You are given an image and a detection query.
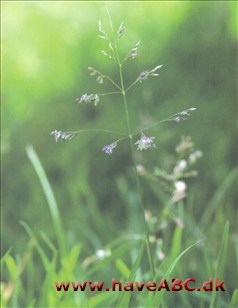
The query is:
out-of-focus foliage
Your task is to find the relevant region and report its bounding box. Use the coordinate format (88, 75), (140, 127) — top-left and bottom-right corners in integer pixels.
(2, 1), (237, 307)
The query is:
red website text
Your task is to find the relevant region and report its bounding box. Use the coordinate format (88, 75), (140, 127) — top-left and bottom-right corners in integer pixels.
(55, 278), (225, 292)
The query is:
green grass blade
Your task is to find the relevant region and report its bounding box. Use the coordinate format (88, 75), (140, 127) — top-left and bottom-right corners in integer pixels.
(170, 225), (183, 262)
(4, 254), (18, 281)
(167, 238), (205, 277)
(0, 248), (12, 264)
(152, 238), (205, 306)
(117, 239), (146, 307)
(26, 145), (66, 256)
(4, 254), (21, 307)
(115, 259), (131, 279)
(40, 255), (57, 307)
(230, 289), (238, 307)
(80, 181), (105, 234)
(209, 221), (229, 308)
(20, 221), (50, 271)
(40, 231), (57, 255)
(201, 166), (238, 231)
(88, 292), (113, 308)
(105, 234), (144, 250)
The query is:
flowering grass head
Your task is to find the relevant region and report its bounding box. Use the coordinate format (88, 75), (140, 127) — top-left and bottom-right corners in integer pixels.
(50, 18), (196, 156)
(76, 93), (99, 106)
(102, 142), (117, 154)
(138, 65), (163, 82)
(50, 130), (77, 142)
(135, 133), (156, 151)
(50, 12), (199, 279)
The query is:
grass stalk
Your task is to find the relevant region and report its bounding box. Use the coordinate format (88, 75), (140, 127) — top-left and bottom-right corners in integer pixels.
(117, 60), (155, 277)
(106, 6), (156, 274)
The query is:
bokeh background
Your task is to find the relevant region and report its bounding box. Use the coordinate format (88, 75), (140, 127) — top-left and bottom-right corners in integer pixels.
(2, 1), (237, 306)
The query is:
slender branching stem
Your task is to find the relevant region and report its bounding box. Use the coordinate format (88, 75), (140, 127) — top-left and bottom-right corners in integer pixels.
(110, 43), (118, 64)
(106, 7), (156, 275)
(105, 21), (157, 274)
(119, 63), (155, 277)
(125, 78), (140, 93)
(91, 67), (122, 91)
(103, 75), (122, 91)
(73, 128), (126, 136)
(131, 110), (192, 137)
(106, 7), (114, 32)
(100, 91), (122, 97)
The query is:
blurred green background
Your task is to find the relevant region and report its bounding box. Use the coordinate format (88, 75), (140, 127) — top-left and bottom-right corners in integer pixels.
(2, 1), (237, 306)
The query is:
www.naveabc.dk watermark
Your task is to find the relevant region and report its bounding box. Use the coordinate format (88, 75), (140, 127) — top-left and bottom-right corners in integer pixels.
(55, 278), (225, 292)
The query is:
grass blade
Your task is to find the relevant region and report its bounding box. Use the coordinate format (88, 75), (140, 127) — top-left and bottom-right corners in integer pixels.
(26, 145), (66, 256)
(201, 166), (238, 231)
(117, 239), (146, 307)
(20, 221), (50, 271)
(230, 289), (238, 307)
(152, 238), (205, 306)
(115, 259), (131, 279)
(209, 221), (229, 308)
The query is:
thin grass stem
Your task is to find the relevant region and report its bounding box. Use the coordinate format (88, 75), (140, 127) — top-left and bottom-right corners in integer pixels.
(100, 91), (121, 97)
(103, 74), (122, 91)
(72, 128), (127, 136)
(105, 13), (156, 275)
(131, 109), (195, 137)
(125, 78), (140, 93)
